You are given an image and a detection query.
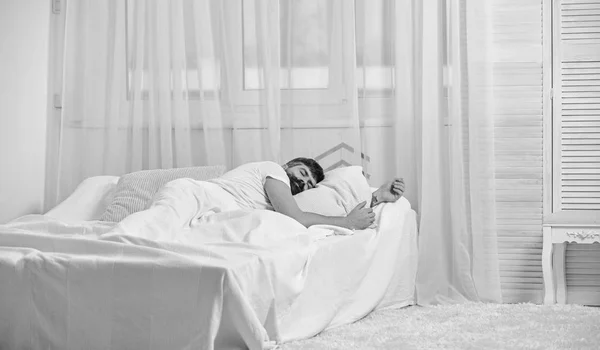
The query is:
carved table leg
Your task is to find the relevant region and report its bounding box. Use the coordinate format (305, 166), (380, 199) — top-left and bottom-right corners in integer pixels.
(542, 226), (556, 304)
(554, 242), (567, 304)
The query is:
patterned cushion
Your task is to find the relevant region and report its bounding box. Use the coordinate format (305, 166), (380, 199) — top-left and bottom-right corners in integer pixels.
(99, 165), (225, 222)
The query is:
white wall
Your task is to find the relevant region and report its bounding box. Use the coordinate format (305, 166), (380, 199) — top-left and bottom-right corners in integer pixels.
(0, 0), (51, 223)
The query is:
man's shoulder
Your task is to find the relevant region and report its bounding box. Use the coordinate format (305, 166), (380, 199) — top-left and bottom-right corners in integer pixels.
(251, 160), (280, 166)
(244, 161), (283, 172)
(261, 160), (283, 168)
(226, 161), (285, 181)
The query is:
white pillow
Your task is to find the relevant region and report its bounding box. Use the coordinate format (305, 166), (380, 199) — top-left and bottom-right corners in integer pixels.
(46, 176), (120, 222)
(294, 166), (372, 216)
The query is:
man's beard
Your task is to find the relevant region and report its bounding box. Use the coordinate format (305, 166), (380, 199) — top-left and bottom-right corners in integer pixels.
(289, 176), (303, 195)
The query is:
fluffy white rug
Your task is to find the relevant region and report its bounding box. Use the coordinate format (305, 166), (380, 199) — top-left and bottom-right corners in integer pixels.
(282, 303), (600, 349)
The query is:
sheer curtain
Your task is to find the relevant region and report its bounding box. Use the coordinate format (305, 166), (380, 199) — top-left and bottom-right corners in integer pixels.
(51, 0), (501, 304)
(54, 0), (230, 202)
(398, 0), (502, 304)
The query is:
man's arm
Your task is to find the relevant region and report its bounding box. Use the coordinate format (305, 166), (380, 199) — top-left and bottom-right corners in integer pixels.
(370, 178), (405, 207)
(264, 178), (373, 230)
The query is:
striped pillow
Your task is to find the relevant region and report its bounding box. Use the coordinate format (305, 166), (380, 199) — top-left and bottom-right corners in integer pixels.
(99, 165), (225, 223)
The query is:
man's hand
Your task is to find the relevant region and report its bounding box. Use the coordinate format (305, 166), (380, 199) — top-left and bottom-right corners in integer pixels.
(372, 178), (405, 207)
(345, 201), (375, 230)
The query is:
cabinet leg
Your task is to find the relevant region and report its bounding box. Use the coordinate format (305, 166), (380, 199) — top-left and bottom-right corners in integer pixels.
(543, 227), (556, 304)
(554, 243), (567, 304)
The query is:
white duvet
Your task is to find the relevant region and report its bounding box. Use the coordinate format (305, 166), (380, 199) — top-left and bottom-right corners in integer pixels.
(0, 180), (415, 349)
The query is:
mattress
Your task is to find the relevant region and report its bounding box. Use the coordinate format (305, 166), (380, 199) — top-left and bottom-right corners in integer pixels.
(0, 176), (417, 349)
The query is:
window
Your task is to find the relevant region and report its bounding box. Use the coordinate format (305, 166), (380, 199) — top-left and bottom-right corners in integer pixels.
(124, 0), (397, 106)
(236, 0), (396, 105)
(126, 0), (223, 101)
(232, 0), (344, 105)
(242, 0), (331, 90)
(355, 0), (395, 97)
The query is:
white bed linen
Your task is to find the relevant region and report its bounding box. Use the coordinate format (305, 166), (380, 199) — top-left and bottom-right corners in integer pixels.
(0, 179), (417, 349)
(279, 197), (417, 341)
(0, 215), (315, 349)
(46, 175), (119, 222)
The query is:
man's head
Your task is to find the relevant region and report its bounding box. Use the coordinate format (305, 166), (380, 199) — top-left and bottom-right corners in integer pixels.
(283, 157), (325, 195)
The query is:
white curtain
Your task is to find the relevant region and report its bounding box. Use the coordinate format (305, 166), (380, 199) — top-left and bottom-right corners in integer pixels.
(51, 0), (502, 304)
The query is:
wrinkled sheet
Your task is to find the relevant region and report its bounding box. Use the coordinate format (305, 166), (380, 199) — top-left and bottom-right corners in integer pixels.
(0, 180), (417, 349)
(0, 181), (324, 350)
(279, 197), (417, 342)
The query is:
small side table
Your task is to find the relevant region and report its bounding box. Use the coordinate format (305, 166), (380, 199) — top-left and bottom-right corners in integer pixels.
(543, 212), (600, 304)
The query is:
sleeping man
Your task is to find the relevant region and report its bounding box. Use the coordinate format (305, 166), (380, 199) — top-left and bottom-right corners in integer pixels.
(110, 158), (405, 238)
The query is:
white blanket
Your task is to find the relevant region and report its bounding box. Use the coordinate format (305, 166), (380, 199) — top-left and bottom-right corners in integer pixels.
(0, 180), (411, 349)
(0, 181), (327, 350)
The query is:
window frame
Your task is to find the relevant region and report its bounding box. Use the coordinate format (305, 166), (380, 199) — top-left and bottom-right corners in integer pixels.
(227, 0), (347, 107)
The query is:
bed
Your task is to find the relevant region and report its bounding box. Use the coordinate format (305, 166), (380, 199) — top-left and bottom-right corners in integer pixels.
(0, 167), (418, 350)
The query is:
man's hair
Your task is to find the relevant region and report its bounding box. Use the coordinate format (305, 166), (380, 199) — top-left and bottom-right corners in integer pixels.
(285, 157), (325, 184)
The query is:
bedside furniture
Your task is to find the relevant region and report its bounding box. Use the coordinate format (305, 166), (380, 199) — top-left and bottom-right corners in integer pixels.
(543, 212), (600, 304)
(542, 0), (600, 305)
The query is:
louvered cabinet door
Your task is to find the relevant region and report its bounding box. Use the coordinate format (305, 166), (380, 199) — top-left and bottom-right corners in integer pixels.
(550, 0), (600, 305)
(555, 0), (600, 211)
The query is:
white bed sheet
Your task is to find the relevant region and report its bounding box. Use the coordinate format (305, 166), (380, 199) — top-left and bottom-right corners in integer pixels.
(0, 178), (417, 349)
(45, 175), (119, 222)
(279, 197), (417, 342)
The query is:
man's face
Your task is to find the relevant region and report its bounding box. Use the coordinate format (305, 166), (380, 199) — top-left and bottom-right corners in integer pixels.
(285, 164), (317, 195)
